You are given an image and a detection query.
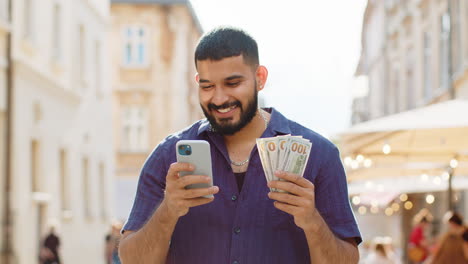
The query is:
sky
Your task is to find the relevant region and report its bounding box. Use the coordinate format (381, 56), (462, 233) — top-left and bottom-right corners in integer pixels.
(190, 0), (367, 138)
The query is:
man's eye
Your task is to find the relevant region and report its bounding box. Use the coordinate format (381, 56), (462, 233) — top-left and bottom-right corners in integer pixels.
(200, 85), (214, 89)
(227, 82), (240, 87)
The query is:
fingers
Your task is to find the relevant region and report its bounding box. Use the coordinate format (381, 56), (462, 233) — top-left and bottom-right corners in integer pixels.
(182, 186), (219, 199)
(268, 191), (314, 207)
(275, 171), (314, 188)
(167, 162), (194, 180)
(267, 180), (314, 198)
(177, 175), (211, 189)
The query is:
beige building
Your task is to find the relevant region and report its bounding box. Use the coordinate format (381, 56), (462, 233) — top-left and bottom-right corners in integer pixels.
(0, 0), (10, 257)
(350, 0), (468, 257)
(1, 0), (115, 263)
(110, 0), (203, 221)
(353, 0), (468, 124)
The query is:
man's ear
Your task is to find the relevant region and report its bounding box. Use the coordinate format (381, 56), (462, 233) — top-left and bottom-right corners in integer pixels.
(195, 73), (200, 83)
(256, 66), (268, 91)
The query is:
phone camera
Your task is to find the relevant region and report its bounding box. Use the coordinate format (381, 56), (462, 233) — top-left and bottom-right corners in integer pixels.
(178, 144), (192, 155)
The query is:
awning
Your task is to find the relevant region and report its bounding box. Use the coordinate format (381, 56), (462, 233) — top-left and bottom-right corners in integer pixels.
(339, 99), (468, 186)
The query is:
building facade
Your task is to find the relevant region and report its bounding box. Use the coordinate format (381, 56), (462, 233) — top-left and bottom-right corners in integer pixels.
(2, 0), (115, 263)
(351, 0), (468, 258)
(0, 0), (10, 257)
(110, 0), (203, 221)
(353, 0), (468, 124)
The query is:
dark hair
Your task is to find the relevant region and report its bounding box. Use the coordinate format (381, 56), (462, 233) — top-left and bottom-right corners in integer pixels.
(194, 27), (259, 68)
(448, 211), (463, 226)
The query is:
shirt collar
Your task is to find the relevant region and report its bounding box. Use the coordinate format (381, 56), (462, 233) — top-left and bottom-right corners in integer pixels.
(197, 107), (291, 136)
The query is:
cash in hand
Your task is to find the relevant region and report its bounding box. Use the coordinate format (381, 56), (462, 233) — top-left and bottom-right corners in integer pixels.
(256, 135), (312, 192)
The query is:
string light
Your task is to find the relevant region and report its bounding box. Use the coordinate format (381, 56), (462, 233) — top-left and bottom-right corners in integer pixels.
(420, 174), (429, 181)
(352, 196), (361, 205)
(391, 203), (400, 212)
(426, 194), (435, 204)
(450, 159), (458, 169)
(385, 208), (394, 216)
(404, 201), (413, 210)
(358, 206), (367, 215)
(433, 176), (442, 185)
(344, 157), (352, 167)
(442, 172), (450, 181)
(364, 159), (372, 168)
(382, 143), (391, 155)
(370, 206), (379, 214)
(356, 154), (364, 162)
(399, 193), (408, 202)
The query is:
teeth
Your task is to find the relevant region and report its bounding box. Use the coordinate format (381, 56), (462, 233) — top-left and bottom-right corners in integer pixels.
(217, 106), (236, 113)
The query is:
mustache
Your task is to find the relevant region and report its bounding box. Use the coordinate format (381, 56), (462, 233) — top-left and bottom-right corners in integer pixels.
(208, 101), (241, 111)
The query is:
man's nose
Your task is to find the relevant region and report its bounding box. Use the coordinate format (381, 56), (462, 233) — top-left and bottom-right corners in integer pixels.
(211, 87), (230, 106)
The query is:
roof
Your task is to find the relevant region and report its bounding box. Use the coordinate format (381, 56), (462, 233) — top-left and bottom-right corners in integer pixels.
(111, 0), (203, 33)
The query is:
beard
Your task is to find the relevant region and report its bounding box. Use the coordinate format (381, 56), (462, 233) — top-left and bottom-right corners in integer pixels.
(201, 85), (259, 136)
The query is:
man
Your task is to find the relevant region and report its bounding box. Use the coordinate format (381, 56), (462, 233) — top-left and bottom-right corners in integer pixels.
(119, 27), (361, 264)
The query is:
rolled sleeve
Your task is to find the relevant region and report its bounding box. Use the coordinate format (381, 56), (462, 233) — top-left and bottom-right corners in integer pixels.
(315, 146), (362, 244)
(123, 144), (169, 233)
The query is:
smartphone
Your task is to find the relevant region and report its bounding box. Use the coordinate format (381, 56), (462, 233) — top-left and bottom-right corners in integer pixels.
(176, 140), (213, 197)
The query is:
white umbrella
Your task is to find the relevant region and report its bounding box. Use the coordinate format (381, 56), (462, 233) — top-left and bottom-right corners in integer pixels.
(339, 100), (468, 190)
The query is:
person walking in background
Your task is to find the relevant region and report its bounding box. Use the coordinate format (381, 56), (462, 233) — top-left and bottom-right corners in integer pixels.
(462, 228), (468, 261)
(362, 242), (397, 264)
(105, 221), (123, 264)
(429, 211), (466, 264)
(39, 226), (61, 264)
(408, 209), (432, 263)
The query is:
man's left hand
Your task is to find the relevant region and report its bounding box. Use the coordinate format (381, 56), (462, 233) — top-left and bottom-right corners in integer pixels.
(267, 171), (320, 231)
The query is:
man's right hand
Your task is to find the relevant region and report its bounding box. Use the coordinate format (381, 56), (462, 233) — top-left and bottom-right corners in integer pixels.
(160, 162), (219, 219)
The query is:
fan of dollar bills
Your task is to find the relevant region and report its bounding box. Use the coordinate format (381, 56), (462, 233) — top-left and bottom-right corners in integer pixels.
(256, 135), (312, 192)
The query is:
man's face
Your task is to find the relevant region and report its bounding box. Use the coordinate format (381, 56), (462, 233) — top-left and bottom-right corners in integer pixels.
(196, 55), (259, 135)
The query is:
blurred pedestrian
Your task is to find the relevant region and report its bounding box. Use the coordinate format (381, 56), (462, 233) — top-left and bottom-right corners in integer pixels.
(462, 228), (468, 261)
(105, 221), (123, 264)
(408, 209), (432, 263)
(429, 211), (465, 264)
(363, 241), (397, 264)
(39, 226), (61, 264)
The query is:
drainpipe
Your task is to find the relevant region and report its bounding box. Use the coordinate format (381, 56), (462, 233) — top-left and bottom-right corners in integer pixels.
(2, 0), (14, 263)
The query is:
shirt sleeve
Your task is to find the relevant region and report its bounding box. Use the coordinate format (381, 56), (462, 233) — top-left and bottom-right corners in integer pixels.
(122, 144), (170, 233)
(314, 146), (362, 244)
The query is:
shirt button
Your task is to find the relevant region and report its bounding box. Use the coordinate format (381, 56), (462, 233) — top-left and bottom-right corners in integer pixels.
(231, 195), (237, 201)
(233, 261), (239, 264)
(234, 227), (241, 234)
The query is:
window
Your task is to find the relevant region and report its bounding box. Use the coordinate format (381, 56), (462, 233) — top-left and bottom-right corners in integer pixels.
(451, 0), (462, 73)
(0, 0), (8, 22)
(423, 32), (432, 101)
(60, 149), (69, 210)
(23, 0), (33, 40)
(439, 12), (450, 89)
(99, 163), (107, 220)
(31, 140), (40, 192)
(121, 106), (149, 152)
(391, 68), (400, 113)
(406, 48), (414, 110)
(78, 25), (86, 83)
(95, 40), (102, 97)
(83, 157), (90, 218)
(52, 4), (61, 61)
(122, 26), (149, 67)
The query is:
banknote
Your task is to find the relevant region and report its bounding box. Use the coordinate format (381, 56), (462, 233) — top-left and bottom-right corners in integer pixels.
(257, 135), (312, 192)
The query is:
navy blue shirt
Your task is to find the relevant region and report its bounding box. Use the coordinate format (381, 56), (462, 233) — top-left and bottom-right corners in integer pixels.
(123, 108), (361, 264)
